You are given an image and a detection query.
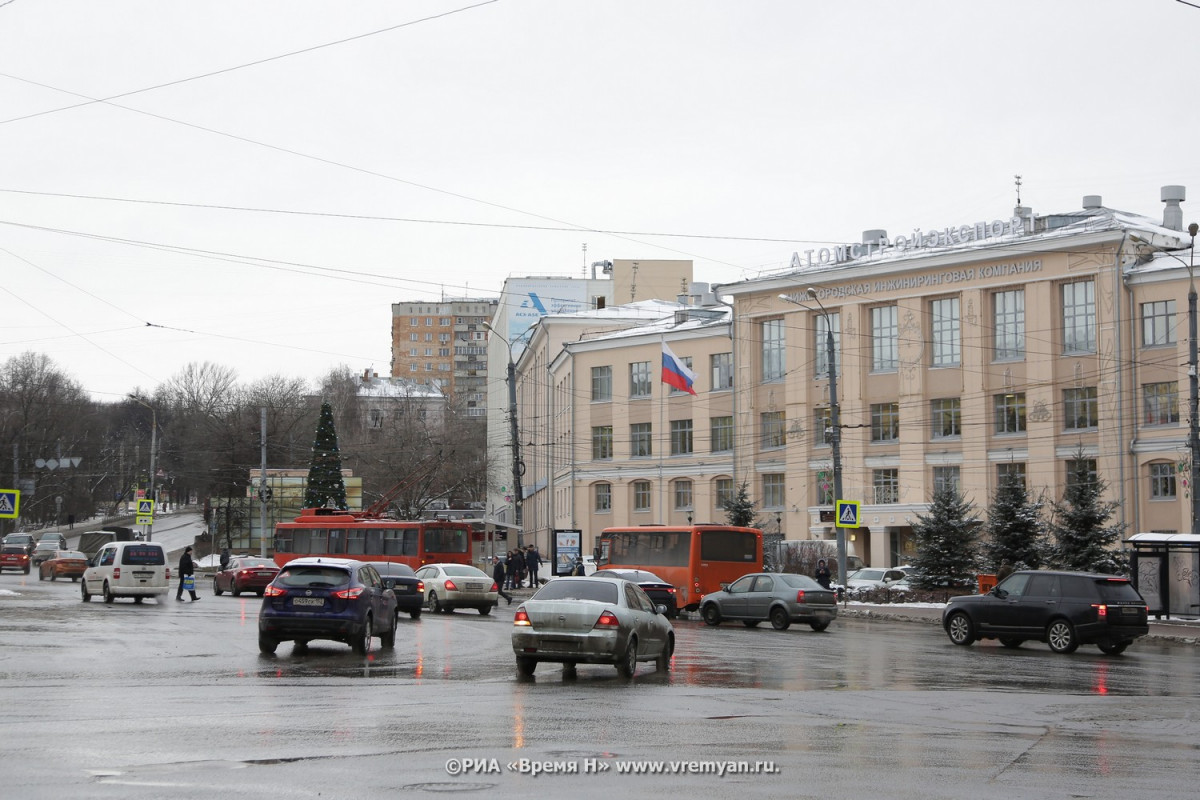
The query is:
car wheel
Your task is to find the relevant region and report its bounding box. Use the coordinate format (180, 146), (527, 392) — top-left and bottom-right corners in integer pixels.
(516, 656), (537, 676)
(742, 620), (760, 628)
(103, 581), (115, 604)
(231, 581), (241, 597)
(1000, 638), (1024, 649)
(81, 581), (91, 602)
(701, 603), (721, 626)
(380, 611), (397, 649)
(810, 620), (831, 632)
(1046, 620), (1078, 654)
(946, 611), (975, 645)
(258, 633), (278, 655)
(1098, 641), (1130, 656)
(410, 608), (422, 620)
(656, 634), (674, 672)
(428, 591), (443, 613)
(214, 581), (224, 596)
(616, 637), (638, 678)
(479, 604), (492, 616)
(770, 607), (791, 631)
(50, 570), (57, 582)
(352, 614), (373, 655)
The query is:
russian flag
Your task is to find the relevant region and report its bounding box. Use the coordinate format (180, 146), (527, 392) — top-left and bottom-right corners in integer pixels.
(661, 341), (697, 395)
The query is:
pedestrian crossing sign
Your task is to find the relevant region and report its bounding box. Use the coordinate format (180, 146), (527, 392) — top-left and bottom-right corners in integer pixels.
(0, 489), (19, 519)
(137, 499), (154, 516)
(835, 500), (860, 528)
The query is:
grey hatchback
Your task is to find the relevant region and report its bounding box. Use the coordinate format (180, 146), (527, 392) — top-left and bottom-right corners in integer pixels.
(700, 572), (838, 631)
(942, 570), (1149, 655)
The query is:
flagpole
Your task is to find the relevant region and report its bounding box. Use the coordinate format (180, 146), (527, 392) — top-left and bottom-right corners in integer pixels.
(659, 336), (665, 525)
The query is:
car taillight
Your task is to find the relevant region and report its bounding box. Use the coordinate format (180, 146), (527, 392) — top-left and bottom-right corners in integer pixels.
(491, 581), (499, 592)
(594, 610), (620, 628)
(239, 569), (253, 578)
(796, 590), (806, 603)
(666, 587), (676, 594)
(444, 579), (458, 591)
(416, 580), (424, 592)
(264, 585), (286, 597)
(1092, 603), (1108, 618)
(113, 568), (120, 579)
(333, 587), (364, 599)
(166, 568), (171, 579)
(513, 608), (531, 626)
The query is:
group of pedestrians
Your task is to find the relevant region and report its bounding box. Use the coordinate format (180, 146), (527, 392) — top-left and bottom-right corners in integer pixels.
(491, 545), (545, 596)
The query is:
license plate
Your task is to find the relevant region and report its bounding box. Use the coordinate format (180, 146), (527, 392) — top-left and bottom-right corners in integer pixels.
(1121, 607), (1141, 615)
(292, 597), (324, 607)
(396, 585), (414, 593)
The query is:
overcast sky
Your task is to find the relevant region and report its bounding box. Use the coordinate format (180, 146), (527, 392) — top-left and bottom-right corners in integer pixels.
(3, 0), (1198, 402)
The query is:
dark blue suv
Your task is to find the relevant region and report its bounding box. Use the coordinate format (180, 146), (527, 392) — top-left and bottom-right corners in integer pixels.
(258, 558), (398, 655)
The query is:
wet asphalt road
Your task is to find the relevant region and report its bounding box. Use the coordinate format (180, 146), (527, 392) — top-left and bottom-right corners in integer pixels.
(2, 566), (1200, 799)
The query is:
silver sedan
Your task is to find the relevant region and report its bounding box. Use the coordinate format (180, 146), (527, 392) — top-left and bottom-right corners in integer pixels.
(699, 572), (838, 631)
(511, 575), (674, 677)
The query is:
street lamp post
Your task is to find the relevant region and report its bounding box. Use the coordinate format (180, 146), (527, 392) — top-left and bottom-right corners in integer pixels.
(484, 323), (528, 545)
(1189, 223), (1199, 536)
(128, 394), (157, 542)
(779, 289), (847, 591)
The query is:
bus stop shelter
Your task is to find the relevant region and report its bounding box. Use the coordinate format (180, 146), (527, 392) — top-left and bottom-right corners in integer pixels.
(1125, 532), (1200, 619)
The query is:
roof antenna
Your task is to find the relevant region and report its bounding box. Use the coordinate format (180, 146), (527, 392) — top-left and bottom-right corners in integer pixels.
(1014, 174), (1023, 206)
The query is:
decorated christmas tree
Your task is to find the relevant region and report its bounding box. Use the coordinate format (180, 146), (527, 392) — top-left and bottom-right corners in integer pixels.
(304, 402), (347, 510)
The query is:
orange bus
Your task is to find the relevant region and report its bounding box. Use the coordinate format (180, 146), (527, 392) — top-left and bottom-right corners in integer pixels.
(272, 508), (473, 569)
(595, 524), (763, 612)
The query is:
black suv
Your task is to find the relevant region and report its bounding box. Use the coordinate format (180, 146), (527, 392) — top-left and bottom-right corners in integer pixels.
(942, 570), (1148, 655)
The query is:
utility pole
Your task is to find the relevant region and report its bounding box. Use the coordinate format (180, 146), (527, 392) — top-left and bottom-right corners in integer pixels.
(1189, 223), (1199, 535)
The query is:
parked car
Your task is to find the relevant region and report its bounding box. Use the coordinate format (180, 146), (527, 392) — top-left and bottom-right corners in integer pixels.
(414, 563), (499, 615)
(38, 550), (88, 581)
(31, 539), (62, 567)
(81, 541), (170, 603)
(36, 532), (68, 549)
(942, 570), (1150, 655)
(365, 561), (424, 619)
(511, 575), (674, 677)
(699, 572), (837, 631)
(845, 568), (908, 593)
(213, 556), (279, 597)
(2, 533), (35, 556)
(598, 569), (679, 618)
(258, 557), (398, 656)
(0, 544), (31, 574)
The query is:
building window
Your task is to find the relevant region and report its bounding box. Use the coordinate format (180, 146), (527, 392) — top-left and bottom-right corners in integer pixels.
(762, 318), (785, 381)
(424, 332), (433, 342)
(591, 426), (613, 460)
(669, 356), (695, 395)
(871, 305), (899, 371)
(594, 483), (612, 512)
(815, 312), (841, 378)
(710, 416), (733, 453)
(762, 474), (785, 508)
(409, 333), (419, 342)
(1063, 387), (1098, 430)
(591, 366), (612, 401)
(633, 481), (651, 512)
(814, 407), (833, 446)
(873, 469), (899, 504)
(1065, 459), (1098, 491)
(670, 419), (694, 455)
(1142, 300), (1177, 347)
(715, 478), (735, 510)
(931, 398), (961, 439)
(1150, 462), (1177, 499)
(1143, 382), (1180, 425)
(630, 361), (652, 398)
(870, 402), (900, 442)
(933, 466), (961, 495)
(931, 297), (961, 367)
(674, 480), (693, 511)
(760, 411), (785, 449)
(994, 289), (1025, 360)
(630, 423), (652, 457)
(711, 352), (733, 390)
(1062, 279), (1096, 354)
(997, 462), (1026, 490)
(994, 392), (1026, 434)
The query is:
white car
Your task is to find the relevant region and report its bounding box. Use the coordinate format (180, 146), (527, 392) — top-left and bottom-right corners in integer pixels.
(845, 568), (908, 593)
(81, 541), (170, 603)
(415, 563), (499, 615)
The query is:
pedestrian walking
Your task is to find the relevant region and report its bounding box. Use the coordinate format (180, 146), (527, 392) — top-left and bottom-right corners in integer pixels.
(492, 556), (513, 605)
(505, 549), (520, 590)
(571, 556), (586, 576)
(525, 544), (543, 588)
(219, 546), (231, 572)
(176, 545), (200, 602)
(815, 558), (832, 590)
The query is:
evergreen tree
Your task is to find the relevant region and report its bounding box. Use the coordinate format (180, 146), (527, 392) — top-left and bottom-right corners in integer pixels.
(983, 474), (1045, 570)
(304, 402), (347, 510)
(910, 487), (980, 589)
(722, 482), (760, 528)
(1047, 457), (1128, 574)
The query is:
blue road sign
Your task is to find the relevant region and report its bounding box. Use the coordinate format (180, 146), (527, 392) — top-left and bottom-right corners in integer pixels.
(835, 500), (860, 528)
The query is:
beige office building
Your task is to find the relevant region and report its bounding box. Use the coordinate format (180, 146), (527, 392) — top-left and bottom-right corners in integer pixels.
(718, 188), (1195, 568)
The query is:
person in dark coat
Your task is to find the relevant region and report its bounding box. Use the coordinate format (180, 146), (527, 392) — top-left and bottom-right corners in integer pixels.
(219, 546), (231, 572)
(571, 557), (586, 576)
(492, 556), (512, 605)
(815, 558), (832, 590)
(176, 546), (199, 602)
(505, 549), (521, 590)
(524, 545), (543, 588)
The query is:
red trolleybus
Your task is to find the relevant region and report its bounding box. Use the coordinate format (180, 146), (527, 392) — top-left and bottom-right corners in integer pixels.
(272, 508), (473, 569)
(595, 524), (763, 612)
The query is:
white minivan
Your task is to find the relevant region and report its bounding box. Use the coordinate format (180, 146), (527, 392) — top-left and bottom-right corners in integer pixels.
(82, 541), (170, 604)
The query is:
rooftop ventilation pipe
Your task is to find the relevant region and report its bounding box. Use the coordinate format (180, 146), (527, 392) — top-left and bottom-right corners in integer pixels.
(1161, 185), (1186, 231)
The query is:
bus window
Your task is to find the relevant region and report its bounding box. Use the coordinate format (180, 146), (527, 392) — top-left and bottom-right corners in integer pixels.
(700, 530), (758, 562)
(292, 529), (311, 554)
(345, 530), (366, 555)
(426, 527), (468, 554)
(327, 529), (343, 554)
(274, 530), (293, 553)
(364, 530), (384, 556)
